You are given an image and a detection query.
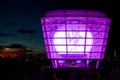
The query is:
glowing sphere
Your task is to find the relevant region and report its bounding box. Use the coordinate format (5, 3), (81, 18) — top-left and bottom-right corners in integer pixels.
(53, 25), (93, 54)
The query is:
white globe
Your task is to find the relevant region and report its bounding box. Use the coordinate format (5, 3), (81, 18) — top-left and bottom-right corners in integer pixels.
(53, 24), (93, 54)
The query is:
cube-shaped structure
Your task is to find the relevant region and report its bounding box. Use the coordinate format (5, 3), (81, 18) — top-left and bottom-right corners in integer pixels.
(41, 10), (111, 68)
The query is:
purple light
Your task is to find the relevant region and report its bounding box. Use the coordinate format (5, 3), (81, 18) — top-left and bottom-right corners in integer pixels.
(41, 10), (111, 68)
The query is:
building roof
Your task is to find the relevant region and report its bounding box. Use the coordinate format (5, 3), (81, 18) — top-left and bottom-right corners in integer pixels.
(44, 10), (108, 18)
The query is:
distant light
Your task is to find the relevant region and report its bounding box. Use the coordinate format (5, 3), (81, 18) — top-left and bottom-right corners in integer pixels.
(90, 60), (92, 62)
(58, 60), (64, 63)
(76, 60), (81, 63)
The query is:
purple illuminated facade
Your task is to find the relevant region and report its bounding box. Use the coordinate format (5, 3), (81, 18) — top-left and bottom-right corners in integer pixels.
(41, 10), (111, 68)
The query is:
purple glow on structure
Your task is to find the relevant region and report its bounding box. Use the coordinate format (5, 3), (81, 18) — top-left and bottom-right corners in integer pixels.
(41, 10), (111, 68)
(53, 27), (93, 54)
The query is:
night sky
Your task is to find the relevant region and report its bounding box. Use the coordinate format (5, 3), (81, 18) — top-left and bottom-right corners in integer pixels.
(0, 0), (116, 55)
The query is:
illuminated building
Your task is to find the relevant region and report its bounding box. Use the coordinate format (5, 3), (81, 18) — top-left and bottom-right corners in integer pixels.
(41, 10), (111, 68)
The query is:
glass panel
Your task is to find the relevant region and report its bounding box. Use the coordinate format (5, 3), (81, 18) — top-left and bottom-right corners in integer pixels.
(92, 39), (103, 45)
(87, 32), (105, 38)
(104, 33), (108, 39)
(90, 46), (101, 52)
(45, 39), (53, 45)
(45, 46), (49, 52)
(101, 46), (106, 52)
(67, 46), (85, 53)
(53, 46), (66, 52)
(102, 39), (107, 45)
(67, 31), (86, 38)
(44, 39), (47, 45)
(45, 32), (54, 38)
(43, 33), (47, 38)
(53, 39), (66, 45)
(87, 24), (107, 32)
(90, 53), (100, 59)
(78, 24), (86, 30)
(66, 24), (79, 30)
(85, 46), (93, 52)
(67, 39), (85, 45)
(54, 32), (66, 38)
(86, 39), (93, 45)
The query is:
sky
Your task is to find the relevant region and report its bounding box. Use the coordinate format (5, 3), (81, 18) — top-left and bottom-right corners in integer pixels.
(0, 0), (115, 54)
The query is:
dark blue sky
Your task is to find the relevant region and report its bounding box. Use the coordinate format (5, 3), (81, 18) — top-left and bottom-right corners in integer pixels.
(0, 0), (115, 54)
(0, 0), (46, 52)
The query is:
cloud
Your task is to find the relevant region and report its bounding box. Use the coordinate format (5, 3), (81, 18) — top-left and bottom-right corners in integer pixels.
(20, 24), (26, 27)
(8, 44), (25, 48)
(0, 32), (16, 37)
(0, 40), (5, 42)
(8, 21), (17, 26)
(17, 29), (36, 34)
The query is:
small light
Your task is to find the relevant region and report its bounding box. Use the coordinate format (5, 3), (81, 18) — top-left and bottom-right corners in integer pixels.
(76, 60), (81, 63)
(90, 60), (92, 62)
